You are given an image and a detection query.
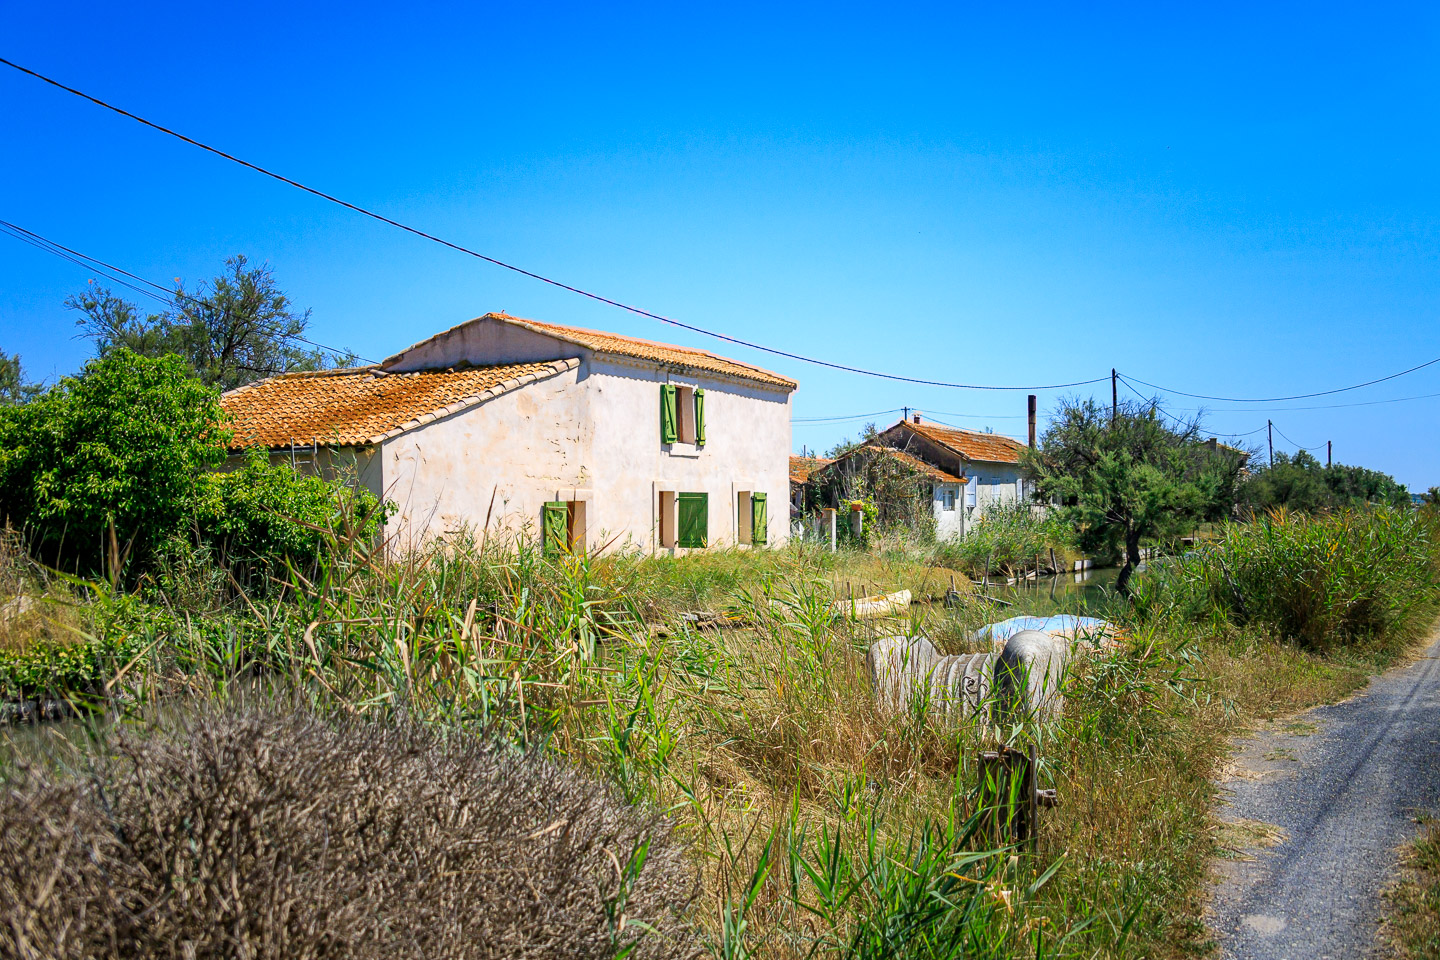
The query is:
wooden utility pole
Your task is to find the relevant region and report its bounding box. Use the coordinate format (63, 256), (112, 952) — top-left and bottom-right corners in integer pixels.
(1267, 420), (1274, 468)
(1027, 394), (1037, 449)
(1111, 369), (1118, 425)
(1327, 440), (1332, 468)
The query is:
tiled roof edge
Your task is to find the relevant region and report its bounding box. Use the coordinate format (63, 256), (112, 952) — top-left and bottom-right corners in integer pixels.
(221, 365), (382, 400)
(365, 357), (579, 445)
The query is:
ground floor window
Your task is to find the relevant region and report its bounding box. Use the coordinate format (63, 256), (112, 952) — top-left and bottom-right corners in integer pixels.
(542, 500), (587, 555)
(677, 492), (708, 548)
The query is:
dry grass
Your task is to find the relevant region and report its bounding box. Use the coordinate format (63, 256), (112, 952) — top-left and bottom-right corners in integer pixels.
(1383, 814), (1440, 959)
(0, 703), (697, 960)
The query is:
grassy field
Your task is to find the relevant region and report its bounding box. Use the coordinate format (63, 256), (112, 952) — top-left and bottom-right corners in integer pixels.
(1384, 815), (1440, 959)
(2, 507), (1437, 958)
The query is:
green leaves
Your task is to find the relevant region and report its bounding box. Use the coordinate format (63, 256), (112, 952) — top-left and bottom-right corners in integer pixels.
(0, 349), (229, 570)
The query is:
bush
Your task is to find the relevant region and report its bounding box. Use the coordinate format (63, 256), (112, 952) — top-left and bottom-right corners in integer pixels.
(0, 349), (228, 571)
(930, 501), (1074, 578)
(193, 449), (389, 586)
(0, 705), (697, 959)
(1131, 507), (1440, 652)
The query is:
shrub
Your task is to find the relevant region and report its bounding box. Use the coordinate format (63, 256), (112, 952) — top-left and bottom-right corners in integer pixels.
(930, 501), (1074, 578)
(0, 349), (229, 571)
(0, 705), (698, 959)
(192, 448), (389, 586)
(1130, 507), (1440, 652)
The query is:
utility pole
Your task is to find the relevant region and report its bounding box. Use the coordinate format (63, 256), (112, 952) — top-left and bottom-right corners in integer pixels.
(1111, 369), (1118, 425)
(902, 406), (909, 424)
(1267, 420), (1274, 468)
(1027, 395), (1037, 449)
(1327, 440), (1332, 468)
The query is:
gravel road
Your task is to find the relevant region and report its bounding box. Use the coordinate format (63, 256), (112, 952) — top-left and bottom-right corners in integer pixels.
(1208, 635), (1440, 959)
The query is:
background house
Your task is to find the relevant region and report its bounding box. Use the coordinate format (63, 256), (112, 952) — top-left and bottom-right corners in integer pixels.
(222, 312), (797, 553)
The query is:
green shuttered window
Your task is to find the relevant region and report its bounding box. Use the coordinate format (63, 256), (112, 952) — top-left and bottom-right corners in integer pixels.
(660, 384), (678, 444)
(542, 501), (568, 556)
(678, 492), (708, 548)
(694, 388), (706, 445)
(750, 492), (767, 546)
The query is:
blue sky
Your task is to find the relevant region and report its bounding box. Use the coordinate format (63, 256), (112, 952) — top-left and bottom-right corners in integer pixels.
(2, 3), (1438, 485)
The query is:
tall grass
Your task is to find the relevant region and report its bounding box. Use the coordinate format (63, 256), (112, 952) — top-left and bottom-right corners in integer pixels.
(1131, 506), (1440, 653)
(930, 503), (1076, 580)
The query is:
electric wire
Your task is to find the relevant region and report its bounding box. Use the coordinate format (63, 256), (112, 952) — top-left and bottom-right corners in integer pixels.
(0, 218), (371, 363)
(0, 56), (1114, 393)
(791, 407), (904, 423)
(1271, 424), (1327, 453)
(1122, 356), (1440, 404)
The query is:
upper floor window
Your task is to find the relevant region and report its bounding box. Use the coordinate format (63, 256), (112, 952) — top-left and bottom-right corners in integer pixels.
(661, 384), (706, 446)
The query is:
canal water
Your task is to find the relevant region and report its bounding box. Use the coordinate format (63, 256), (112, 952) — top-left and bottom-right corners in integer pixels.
(976, 566), (1124, 618)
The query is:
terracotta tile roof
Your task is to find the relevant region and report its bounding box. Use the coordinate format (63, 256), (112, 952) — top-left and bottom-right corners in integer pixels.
(823, 443), (964, 484)
(221, 359), (577, 449)
(494, 314), (796, 390)
(789, 455), (832, 484)
(895, 420), (1026, 464)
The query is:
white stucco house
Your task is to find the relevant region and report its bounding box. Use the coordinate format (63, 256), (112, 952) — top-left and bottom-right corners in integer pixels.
(873, 416), (1031, 539)
(221, 312), (797, 553)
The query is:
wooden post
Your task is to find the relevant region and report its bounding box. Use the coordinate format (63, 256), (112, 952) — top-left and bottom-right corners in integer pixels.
(1111, 369), (1118, 425)
(1327, 440), (1332, 468)
(1027, 394), (1037, 449)
(1268, 420), (1274, 468)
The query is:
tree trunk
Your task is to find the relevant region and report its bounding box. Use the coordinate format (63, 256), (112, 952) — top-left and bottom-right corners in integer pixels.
(1115, 529), (1143, 595)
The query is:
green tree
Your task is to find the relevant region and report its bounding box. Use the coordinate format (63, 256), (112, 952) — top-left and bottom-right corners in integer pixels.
(0, 349), (231, 570)
(68, 256), (354, 391)
(1023, 397), (1243, 594)
(0, 350), (41, 405)
(1238, 450), (1409, 513)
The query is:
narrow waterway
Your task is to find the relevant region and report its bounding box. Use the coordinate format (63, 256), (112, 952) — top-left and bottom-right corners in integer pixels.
(975, 565), (1124, 617)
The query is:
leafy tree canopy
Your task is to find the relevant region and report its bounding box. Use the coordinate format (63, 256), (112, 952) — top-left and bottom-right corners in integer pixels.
(1022, 397), (1245, 593)
(67, 255), (354, 391)
(0, 350), (41, 406)
(0, 349), (231, 570)
(1238, 450), (1409, 513)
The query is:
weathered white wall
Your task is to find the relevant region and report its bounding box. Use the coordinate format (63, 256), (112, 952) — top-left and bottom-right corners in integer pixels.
(378, 365), (590, 550)
(383, 317), (585, 372)
(931, 481), (965, 539)
(374, 353), (793, 552)
(585, 357), (792, 551)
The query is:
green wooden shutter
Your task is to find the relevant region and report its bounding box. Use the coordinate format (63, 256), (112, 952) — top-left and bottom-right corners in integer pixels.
(750, 492), (767, 546)
(543, 502), (569, 556)
(677, 492), (708, 548)
(660, 384), (678, 444)
(694, 388), (706, 445)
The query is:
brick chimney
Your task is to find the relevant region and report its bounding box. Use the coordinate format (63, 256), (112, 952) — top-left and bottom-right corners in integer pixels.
(912, 412), (921, 424)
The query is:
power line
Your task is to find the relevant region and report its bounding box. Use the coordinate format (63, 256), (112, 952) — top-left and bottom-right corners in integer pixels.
(1123, 355), (1440, 404)
(1120, 388), (1440, 414)
(791, 407), (904, 423)
(1271, 423), (1326, 453)
(0, 56), (1112, 394)
(0, 218), (371, 363)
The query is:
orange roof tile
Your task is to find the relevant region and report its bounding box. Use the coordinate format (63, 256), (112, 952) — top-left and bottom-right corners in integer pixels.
(894, 420), (1026, 464)
(789, 455), (832, 484)
(221, 359), (577, 449)
(489, 314), (796, 390)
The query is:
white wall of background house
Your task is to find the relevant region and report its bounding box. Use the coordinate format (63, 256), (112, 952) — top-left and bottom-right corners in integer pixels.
(374, 317), (793, 552)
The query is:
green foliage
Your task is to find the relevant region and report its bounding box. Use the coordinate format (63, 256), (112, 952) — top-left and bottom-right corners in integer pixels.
(1024, 398), (1243, 592)
(68, 255), (355, 390)
(930, 501), (1074, 577)
(0, 349), (229, 570)
(1130, 507), (1440, 652)
(1239, 450), (1409, 513)
(192, 449), (388, 586)
(0, 349), (40, 406)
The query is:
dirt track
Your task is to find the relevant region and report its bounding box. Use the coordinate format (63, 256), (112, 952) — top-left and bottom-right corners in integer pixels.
(1208, 634), (1440, 959)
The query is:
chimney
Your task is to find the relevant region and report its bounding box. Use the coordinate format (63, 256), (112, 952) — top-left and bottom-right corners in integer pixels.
(1207, 437), (1218, 452)
(912, 412), (921, 424)
(1027, 395), (1037, 449)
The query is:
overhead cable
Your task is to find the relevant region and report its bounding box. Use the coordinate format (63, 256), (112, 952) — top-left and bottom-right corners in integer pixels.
(1123, 356), (1440, 404)
(0, 57), (1109, 393)
(0, 218), (371, 363)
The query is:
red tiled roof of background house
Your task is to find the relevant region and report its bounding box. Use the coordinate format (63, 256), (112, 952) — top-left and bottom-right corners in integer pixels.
(897, 420), (1026, 464)
(789, 455), (832, 484)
